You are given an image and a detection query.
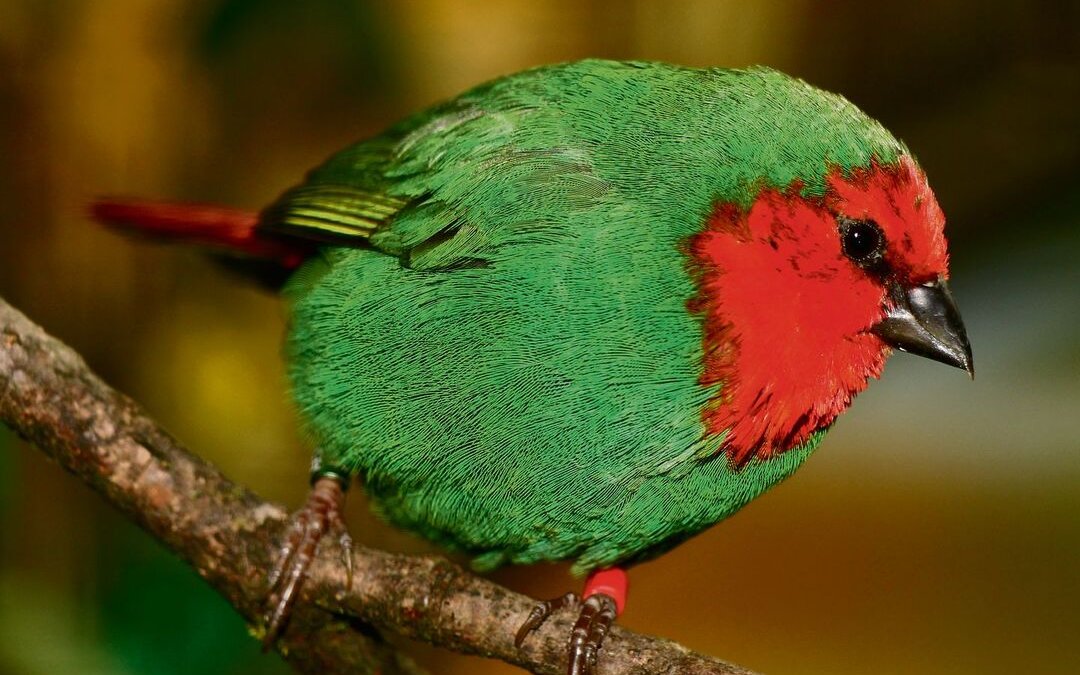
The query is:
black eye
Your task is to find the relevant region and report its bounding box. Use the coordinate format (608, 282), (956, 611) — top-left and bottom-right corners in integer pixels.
(839, 218), (885, 267)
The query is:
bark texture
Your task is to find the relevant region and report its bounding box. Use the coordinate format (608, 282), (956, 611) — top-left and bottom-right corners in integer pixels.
(0, 295), (759, 675)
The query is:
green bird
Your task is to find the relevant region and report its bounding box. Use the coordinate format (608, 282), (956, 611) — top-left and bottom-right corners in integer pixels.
(94, 59), (972, 674)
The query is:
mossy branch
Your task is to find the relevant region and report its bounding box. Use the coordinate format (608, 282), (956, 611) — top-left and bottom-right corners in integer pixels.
(0, 295), (758, 675)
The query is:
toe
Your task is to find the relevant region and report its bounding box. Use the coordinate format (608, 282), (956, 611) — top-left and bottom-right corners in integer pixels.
(261, 476), (351, 649)
(514, 592), (578, 648)
(566, 594), (616, 675)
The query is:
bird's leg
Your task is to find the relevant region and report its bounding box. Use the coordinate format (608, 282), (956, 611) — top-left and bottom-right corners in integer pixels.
(515, 567), (628, 675)
(261, 457), (354, 649)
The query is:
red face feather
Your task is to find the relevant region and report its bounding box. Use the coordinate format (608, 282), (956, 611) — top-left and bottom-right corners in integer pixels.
(690, 156), (949, 465)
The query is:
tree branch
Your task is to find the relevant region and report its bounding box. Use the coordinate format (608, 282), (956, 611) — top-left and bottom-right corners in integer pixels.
(0, 295), (759, 675)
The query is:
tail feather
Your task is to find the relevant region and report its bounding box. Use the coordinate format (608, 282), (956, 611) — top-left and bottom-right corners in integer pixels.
(91, 199), (309, 269)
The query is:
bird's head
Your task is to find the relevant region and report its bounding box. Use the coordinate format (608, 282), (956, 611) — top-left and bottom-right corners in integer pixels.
(689, 155), (971, 466)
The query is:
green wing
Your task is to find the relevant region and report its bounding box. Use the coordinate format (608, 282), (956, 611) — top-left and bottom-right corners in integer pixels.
(262, 59), (902, 272)
(256, 97), (498, 258)
(259, 134), (407, 245)
(259, 65), (617, 270)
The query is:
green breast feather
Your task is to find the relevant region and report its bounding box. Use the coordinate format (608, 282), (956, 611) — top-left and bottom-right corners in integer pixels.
(277, 60), (901, 573)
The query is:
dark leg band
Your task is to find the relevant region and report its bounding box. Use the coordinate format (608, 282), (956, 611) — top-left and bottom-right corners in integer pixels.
(309, 453), (351, 489)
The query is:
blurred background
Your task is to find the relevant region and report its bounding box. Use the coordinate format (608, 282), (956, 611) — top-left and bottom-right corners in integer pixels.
(0, 1), (1077, 674)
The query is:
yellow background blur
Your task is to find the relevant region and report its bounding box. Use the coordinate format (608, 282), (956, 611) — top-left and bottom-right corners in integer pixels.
(1, 1), (1077, 674)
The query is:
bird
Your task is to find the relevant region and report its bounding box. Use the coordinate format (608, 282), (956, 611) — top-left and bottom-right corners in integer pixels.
(93, 58), (973, 675)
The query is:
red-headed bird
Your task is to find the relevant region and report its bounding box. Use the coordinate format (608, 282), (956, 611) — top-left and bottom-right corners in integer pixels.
(94, 59), (972, 675)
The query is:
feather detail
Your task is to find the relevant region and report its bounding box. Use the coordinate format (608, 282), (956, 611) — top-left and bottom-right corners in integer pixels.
(260, 184), (409, 245)
(91, 199), (310, 268)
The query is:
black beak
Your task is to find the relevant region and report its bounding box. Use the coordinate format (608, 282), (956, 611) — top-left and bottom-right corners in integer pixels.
(871, 278), (974, 377)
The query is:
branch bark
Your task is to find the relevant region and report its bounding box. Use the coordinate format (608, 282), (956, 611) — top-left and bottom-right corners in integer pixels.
(0, 295), (759, 675)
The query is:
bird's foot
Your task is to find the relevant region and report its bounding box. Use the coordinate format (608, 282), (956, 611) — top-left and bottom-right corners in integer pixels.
(261, 472), (353, 649)
(515, 568), (627, 675)
(515, 591), (581, 647)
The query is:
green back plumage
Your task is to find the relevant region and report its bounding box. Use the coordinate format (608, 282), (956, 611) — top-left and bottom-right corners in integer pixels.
(277, 60), (902, 572)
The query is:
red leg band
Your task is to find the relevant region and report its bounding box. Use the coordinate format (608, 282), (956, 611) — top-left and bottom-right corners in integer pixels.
(582, 567), (628, 615)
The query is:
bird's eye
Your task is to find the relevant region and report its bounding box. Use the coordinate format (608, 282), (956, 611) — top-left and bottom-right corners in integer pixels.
(838, 218), (885, 268)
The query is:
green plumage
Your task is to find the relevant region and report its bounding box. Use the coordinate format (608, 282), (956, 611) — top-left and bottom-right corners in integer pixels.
(276, 60), (902, 573)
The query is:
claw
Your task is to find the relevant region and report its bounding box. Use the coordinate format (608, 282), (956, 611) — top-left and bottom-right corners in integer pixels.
(339, 529), (355, 594)
(515, 592), (579, 648)
(516, 568), (626, 675)
(567, 594), (617, 675)
(261, 475), (350, 649)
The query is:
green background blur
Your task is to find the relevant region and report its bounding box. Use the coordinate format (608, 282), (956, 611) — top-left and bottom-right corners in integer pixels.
(0, 1), (1077, 674)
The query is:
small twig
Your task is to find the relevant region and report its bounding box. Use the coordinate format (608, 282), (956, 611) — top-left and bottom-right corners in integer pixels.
(0, 295), (759, 675)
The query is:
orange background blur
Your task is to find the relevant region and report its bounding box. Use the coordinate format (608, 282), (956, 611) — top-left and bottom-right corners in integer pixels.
(0, 2), (1077, 674)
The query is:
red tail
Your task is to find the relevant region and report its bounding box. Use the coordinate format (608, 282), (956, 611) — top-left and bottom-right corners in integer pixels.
(91, 199), (309, 269)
